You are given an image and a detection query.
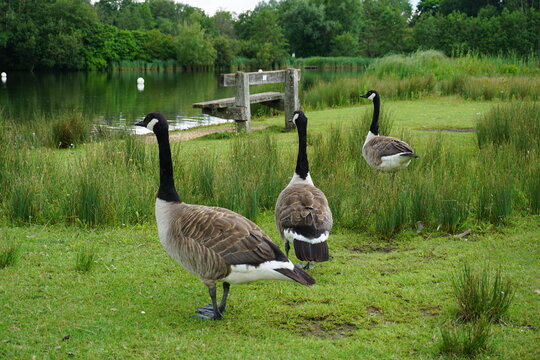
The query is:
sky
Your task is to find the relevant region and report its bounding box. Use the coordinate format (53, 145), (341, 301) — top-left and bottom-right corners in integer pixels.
(179, 0), (420, 16)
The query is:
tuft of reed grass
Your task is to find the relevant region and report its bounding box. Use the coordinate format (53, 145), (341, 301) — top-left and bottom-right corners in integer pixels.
(51, 112), (90, 149)
(453, 264), (514, 324)
(124, 134), (148, 170)
(290, 56), (371, 70)
(0, 243), (19, 269)
(476, 102), (540, 152)
(477, 176), (514, 223)
(74, 246), (97, 272)
(9, 182), (36, 223)
(74, 173), (104, 226)
(439, 318), (492, 358)
(527, 163), (540, 214)
(191, 152), (217, 202)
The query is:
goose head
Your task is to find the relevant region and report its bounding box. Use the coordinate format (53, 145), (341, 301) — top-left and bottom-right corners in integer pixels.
(360, 90), (379, 101)
(135, 112), (168, 133)
(290, 110), (307, 128)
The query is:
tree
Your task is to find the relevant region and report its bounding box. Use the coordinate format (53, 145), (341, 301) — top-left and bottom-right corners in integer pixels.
(331, 32), (360, 56)
(311, 0), (364, 39)
(249, 6), (289, 68)
(361, 0), (411, 57)
(175, 23), (216, 67)
(279, 0), (333, 57)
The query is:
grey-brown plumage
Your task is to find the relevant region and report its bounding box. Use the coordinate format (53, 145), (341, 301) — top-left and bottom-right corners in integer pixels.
(360, 90), (419, 172)
(136, 112), (314, 321)
(275, 110), (333, 268)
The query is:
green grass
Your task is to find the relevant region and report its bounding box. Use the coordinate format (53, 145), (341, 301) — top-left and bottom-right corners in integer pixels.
(0, 216), (538, 359)
(453, 264), (515, 324)
(1, 93), (539, 358)
(439, 318), (493, 358)
(301, 51), (540, 108)
(0, 242), (19, 269)
(74, 246), (98, 273)
(1, 98), (539, 236)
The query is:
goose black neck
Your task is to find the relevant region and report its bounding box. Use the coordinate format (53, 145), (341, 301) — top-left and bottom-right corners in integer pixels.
(295, 124), (309, 179)
(156, 130), (181, 203)
(370, 96), (380, 135)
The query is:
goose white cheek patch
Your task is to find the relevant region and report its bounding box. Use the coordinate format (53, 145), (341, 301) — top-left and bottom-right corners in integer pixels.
(368, 93), (376, 101)
(147, 118), (158, 131)
(292, 113), (299, 124)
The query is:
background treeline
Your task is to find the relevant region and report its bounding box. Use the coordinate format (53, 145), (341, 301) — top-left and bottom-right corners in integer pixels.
(0, 0), (538, 71)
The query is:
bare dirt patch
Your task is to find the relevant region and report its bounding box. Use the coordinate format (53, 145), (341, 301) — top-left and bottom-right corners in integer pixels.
(348, 243), (396, 253)
(294, 315), (357, 339)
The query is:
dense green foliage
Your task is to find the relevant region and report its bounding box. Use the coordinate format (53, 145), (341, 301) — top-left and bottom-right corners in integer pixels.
(0, 0), (538, 70)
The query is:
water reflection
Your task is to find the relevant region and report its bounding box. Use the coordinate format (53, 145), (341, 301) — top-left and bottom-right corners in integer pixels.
(0, 69), (362, 132)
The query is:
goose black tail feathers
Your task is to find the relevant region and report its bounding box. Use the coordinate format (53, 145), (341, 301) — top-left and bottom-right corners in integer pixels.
(293, 240), (329, 263)
(275, 267), (316, 286)
(400, 152), (420, 158)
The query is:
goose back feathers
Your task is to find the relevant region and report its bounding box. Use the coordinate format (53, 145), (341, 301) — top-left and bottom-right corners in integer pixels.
(275, 110), (333, 265)
(360, 90), (419, 171)
(136, 112), (314, 320)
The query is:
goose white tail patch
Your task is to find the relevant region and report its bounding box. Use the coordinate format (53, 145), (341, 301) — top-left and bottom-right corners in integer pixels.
(222, 260), (295, 284)
(380, 153), (412, 170)
(368, 93), (376, 101)
(284, 229), (329, 244)
(147, 118), (159, 131)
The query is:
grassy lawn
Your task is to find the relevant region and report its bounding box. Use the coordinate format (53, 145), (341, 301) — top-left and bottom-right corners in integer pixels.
(1, 98), (539, 359)
(1, 217), (539, 359)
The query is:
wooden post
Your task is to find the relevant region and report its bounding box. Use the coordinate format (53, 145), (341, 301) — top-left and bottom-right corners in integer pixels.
(284, 68), (300, 131)
(234, 71), (251, 133)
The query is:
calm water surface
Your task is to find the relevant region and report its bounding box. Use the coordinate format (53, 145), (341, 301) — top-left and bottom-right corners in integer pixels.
(0, 70), (360, 133)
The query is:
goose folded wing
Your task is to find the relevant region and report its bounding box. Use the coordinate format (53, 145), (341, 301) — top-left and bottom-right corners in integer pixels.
(277, 188), (332, 235)
(373, 137), (414, 156)
(184, 206), (286, 266)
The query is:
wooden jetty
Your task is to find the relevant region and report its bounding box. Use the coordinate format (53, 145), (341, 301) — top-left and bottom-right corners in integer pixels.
(193, 68), (300, 132)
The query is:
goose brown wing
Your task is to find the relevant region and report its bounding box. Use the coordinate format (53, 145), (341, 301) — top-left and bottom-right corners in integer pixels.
(178, 205), (286, 266)
(276, 185), (333, 236)
(370, 136), (415, 157)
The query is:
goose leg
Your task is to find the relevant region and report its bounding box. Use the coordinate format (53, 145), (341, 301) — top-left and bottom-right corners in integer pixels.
(196, 282), (230, 315)
(194, 286), (223, 320)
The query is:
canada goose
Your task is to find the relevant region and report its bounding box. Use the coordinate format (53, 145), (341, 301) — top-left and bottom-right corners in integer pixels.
(275, 110), (333, 270)
(135, 112), (314, 320)
(359, 90), (419, 172)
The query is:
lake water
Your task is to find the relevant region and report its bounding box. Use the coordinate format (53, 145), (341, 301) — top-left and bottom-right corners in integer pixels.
(0, 70), (360, 133)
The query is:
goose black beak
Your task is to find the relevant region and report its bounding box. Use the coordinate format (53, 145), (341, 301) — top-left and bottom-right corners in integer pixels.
(359, 93), (368, 98)
(135, 120), (145, 127)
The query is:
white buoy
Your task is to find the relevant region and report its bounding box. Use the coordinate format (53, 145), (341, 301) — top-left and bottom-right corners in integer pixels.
(137, 83), (145, 92)
(137, 77), (144, 84)
(258, 69), (263, 72)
